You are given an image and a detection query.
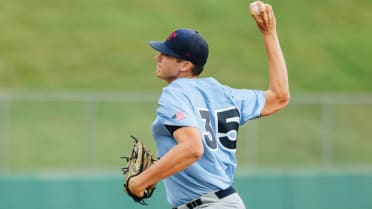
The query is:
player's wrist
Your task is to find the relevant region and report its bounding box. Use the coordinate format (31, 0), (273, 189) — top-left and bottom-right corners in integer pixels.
(129, 177), (145, 196)
(262, 30), (277, 37)
(262, 31), (280, 45)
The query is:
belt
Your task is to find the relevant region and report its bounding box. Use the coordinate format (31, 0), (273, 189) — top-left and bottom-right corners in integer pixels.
(172, 186), (236, 209)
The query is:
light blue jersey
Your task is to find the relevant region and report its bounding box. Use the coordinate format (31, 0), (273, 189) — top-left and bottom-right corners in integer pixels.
(152, 77), (265, 207)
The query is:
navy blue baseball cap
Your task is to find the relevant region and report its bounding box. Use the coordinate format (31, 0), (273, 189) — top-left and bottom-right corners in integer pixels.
(149, 28), (209, 67)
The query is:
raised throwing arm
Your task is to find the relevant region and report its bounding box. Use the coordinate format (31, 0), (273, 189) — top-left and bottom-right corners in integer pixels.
(250, 1), (290, 116)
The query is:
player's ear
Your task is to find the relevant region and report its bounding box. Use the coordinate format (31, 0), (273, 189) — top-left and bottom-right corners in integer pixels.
(180, 61), (193, 72)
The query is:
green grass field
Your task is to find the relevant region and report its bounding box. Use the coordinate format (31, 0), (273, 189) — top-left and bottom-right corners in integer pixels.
(1, 0), (372, 172)
(0, 0), (371, 91)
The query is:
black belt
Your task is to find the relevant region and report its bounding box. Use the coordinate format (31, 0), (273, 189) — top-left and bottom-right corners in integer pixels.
(172, 186), (236, 209)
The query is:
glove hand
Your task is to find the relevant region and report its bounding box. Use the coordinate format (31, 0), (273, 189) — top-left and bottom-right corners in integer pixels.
(122, 135), (157, 204)
(127, 177), (145, 198)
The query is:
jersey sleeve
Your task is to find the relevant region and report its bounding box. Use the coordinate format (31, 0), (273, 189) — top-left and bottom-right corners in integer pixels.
(156, 86), (199, 128)
(226, 87), (266, 124)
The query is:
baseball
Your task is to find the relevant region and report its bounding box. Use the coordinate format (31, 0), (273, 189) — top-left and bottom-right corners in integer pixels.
(253, 2), (265, 15)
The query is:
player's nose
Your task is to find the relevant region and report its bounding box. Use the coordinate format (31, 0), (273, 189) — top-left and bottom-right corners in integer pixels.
(155, 53), (162, 62)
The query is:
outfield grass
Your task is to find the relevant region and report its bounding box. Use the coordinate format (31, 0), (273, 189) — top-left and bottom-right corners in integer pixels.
(0, 0), (371, 91)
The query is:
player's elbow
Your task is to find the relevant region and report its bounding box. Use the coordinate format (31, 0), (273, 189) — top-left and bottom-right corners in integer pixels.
(188, 143), (204, 160)
(279, 91), (290, 107)
(262, 90), (290, 116)
(273, 87), (290, 105)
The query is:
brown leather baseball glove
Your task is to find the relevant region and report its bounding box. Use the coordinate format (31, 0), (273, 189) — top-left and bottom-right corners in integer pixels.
(121, 135), (157, 204)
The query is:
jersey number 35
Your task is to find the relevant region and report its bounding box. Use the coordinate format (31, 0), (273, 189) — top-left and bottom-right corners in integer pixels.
(198, 107), (240, 151)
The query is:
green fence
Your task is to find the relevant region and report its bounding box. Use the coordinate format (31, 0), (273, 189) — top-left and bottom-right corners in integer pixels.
(1, 172), (371, 209)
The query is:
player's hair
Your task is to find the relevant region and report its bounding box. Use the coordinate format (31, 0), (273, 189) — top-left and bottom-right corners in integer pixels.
(191, 65), (204, 76)
(176, 58), (204, 76)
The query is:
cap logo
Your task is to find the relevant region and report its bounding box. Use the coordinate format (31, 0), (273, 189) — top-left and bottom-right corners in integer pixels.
(167, 31), (177, 41)
(185, 51), (191, 58)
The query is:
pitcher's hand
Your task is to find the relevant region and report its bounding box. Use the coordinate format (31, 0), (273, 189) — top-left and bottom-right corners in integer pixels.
(249, 1), (277, 35)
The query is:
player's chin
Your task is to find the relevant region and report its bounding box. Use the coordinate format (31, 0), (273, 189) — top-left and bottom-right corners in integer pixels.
(155, 68), (161, 76)
(155, 70), (164, 80)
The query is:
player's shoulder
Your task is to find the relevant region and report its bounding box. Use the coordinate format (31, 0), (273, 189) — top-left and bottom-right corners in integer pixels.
(160, 77), (226, 97)
(197, 77), (223, 86)
(161, 78), (191, 94)
(163, 77), (216, 90)
(158, 79), (191, 103)
(198, 77), (231, 93)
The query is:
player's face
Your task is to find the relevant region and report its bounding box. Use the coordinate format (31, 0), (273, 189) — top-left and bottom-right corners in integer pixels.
(155, 53), (183, 83)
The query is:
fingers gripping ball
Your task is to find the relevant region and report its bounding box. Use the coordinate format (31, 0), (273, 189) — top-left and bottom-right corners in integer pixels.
(252, 1), (266, 15)
(122, 135), (157, 204)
